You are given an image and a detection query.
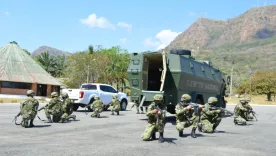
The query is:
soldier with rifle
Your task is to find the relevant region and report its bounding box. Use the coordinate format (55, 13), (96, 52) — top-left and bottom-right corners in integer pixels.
(244, 99), (257, 121)
(59, 92), (76, 122)
(141, 94), (166, 143)
(39, 92), (63, 123)
(200, 97), (223, 133)
(175, 94), (204, 138)
(13, 90), (39, 128)
(234, 98), (251, 125)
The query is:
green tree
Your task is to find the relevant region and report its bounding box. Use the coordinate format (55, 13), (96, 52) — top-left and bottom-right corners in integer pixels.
(35, 51), (57, 76)
(54, 55), (67, 77)
(251, 71), (276, 101)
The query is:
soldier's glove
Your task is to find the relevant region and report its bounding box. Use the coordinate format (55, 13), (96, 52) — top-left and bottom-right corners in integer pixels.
(187, 105), (192, 110)
(152, 109), (158, 114)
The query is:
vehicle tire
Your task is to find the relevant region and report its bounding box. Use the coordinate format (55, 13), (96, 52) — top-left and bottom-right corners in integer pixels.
(73, 105), (79, 111)
(170, 49), (191, 55)
(120, 99), (128, 111)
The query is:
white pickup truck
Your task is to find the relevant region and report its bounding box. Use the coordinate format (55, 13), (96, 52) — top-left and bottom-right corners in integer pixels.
(62, 83), (128, 111)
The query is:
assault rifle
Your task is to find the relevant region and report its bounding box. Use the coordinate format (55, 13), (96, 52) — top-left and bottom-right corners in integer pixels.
(187, 102), (203, 131)
(209, 106), (234, 116)
(249, 109), (258, 121)
(12, 112), (21, 125)
(154, 105), (166, 125)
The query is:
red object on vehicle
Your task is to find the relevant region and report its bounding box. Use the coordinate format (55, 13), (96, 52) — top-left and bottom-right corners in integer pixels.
(79, 91), (84, 98)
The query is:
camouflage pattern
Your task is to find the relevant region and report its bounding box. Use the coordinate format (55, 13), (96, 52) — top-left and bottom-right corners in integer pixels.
(44, 96), (63, 122)
(200, 97), (222, 133)
(110, 94), (120, 115)
(244, 100), (254, 120)
(175, 102), (199, 132)
(234, 99), (249, 125)
(141, 95), (166, 141)
(60, 97), (75, 123)
(90, 97), (104, 118)
(131, 101), (142, 114)
(20, 95), (39, 127)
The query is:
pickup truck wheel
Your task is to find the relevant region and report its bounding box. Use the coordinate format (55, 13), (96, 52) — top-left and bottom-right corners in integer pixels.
(73, 105), (79, 111)
(120, 99), (127, 111)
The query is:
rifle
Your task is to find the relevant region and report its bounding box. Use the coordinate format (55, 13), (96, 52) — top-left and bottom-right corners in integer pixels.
(209, 106), (234, 116)
(38, 105), (47, 111)
(187, 102), (203, 131)
(249, 109), (258, 121)
(12, 112), (21, 125)
(154, 104), (166, 125)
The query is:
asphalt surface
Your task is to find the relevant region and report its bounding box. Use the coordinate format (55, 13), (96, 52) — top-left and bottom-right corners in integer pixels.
(0, 103), (276, 156)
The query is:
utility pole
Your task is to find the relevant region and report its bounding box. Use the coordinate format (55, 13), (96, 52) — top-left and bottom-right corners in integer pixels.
(249, 66), (252, 101)
(229, 61), (235, 100)
(87, 64), (90, 83)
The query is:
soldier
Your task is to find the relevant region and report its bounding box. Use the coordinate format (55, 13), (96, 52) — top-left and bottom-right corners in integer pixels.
(19, 90), (39, 128)
(234, 98), (249, 125)
(141, 94), (166, 143)
(200, 97), (222, 133)
(175, 94), (203, 138)
(244, 99), (254, 120)
(110, 94), (121, 115)
(131, 100), (144, 114)
(90, 95), (104, 118)
(44, 92), (63, 123)
(59, 92), (76, 123)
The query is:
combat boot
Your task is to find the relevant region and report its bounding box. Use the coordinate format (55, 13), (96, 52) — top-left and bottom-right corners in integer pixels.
(191, 127), (197, 138)
(97, 114), (100, 118)
(158, 132), (164, 143)
(136, 111), (140, 114)
(179, 131), (183, 137)
(117, 111), (119, 115)
(151, 132), (156, 140)
(22, 120), (29, 128)
(212, 124), (218, 133)
(29, 119), (35, 127)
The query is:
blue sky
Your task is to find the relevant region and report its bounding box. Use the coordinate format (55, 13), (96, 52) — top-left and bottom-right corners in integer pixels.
(0, 0), (275, 53)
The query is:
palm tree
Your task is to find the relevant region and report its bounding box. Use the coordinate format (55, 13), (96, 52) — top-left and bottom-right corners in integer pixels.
(36, 51), (57, 76)
(54, 55), (67, 77)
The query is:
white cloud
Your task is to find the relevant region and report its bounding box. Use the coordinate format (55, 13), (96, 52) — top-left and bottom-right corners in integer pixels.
(3, 12), (10, 16)
(120, 38), (127, 43)
(80, 13), (115, 30)
(117, 22), (132, 32)
(143, 30), (181, 50)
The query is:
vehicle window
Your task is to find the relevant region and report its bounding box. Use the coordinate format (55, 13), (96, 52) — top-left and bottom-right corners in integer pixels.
(81, 85), (97, 90)
(106, 86), (117, 93)
(99, 85), (108, 92)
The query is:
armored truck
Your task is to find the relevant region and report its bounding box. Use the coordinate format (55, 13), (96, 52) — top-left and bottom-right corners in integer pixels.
(127, 49), (227, 114)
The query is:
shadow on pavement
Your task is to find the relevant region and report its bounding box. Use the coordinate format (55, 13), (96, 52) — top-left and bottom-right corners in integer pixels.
(33, 125), (51, 128)
(163, 138), (177, 144)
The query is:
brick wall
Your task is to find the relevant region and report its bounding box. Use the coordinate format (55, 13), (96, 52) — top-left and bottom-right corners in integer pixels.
(0, 88), (28, 95)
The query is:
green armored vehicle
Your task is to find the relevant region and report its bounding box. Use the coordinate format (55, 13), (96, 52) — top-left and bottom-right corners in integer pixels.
(127, 49), (227, 114)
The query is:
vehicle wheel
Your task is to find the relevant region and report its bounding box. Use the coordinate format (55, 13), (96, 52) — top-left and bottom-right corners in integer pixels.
(87, 99), (94, 112)
(73, 105), (79, 111)
(120, 99), (127, 111)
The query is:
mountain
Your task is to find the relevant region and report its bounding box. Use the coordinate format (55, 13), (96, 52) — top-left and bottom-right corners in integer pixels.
(166, 5), (276, 89)
(32, 46), (72, 58)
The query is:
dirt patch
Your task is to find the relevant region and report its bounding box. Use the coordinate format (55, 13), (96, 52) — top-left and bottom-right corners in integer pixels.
(225, 95), (276, 105)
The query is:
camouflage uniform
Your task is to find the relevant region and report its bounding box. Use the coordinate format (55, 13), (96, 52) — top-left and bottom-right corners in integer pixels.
(59, 92), (76, 123)
(44, 92), (63, 123)
(141, 94), (166, 143)
(244, 99), (254, 120)
(110, 94), (121, 115)
(175, 94), (201, 138)
(200, 97), (222, 133)
(234, 98), (249, 125)
(90, 96), (104, 118)
(20, 90), (39, 128)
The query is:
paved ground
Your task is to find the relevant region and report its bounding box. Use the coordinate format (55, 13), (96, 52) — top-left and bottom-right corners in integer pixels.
(0, 103), (276, 156)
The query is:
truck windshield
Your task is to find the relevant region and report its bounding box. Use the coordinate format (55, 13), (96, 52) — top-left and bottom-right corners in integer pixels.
(81, 85), (97, 90)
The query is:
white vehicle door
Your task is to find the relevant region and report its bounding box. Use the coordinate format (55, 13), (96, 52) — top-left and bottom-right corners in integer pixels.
(99, 85), (110, 104)
(105, 86), (118, 103)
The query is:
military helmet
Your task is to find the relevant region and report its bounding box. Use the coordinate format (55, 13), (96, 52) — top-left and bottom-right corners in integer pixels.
(27, 90), (35, 96)
(240, 98), (247, 104)
(94, 95), (99, 100)
(51, 92), (58, 97)
(181, 94), (191, 101)
(112, 94), (118, 99)
(208, 97), (218, 104)
(61, 92), (68, 98)
(153, 94), (163, 101)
